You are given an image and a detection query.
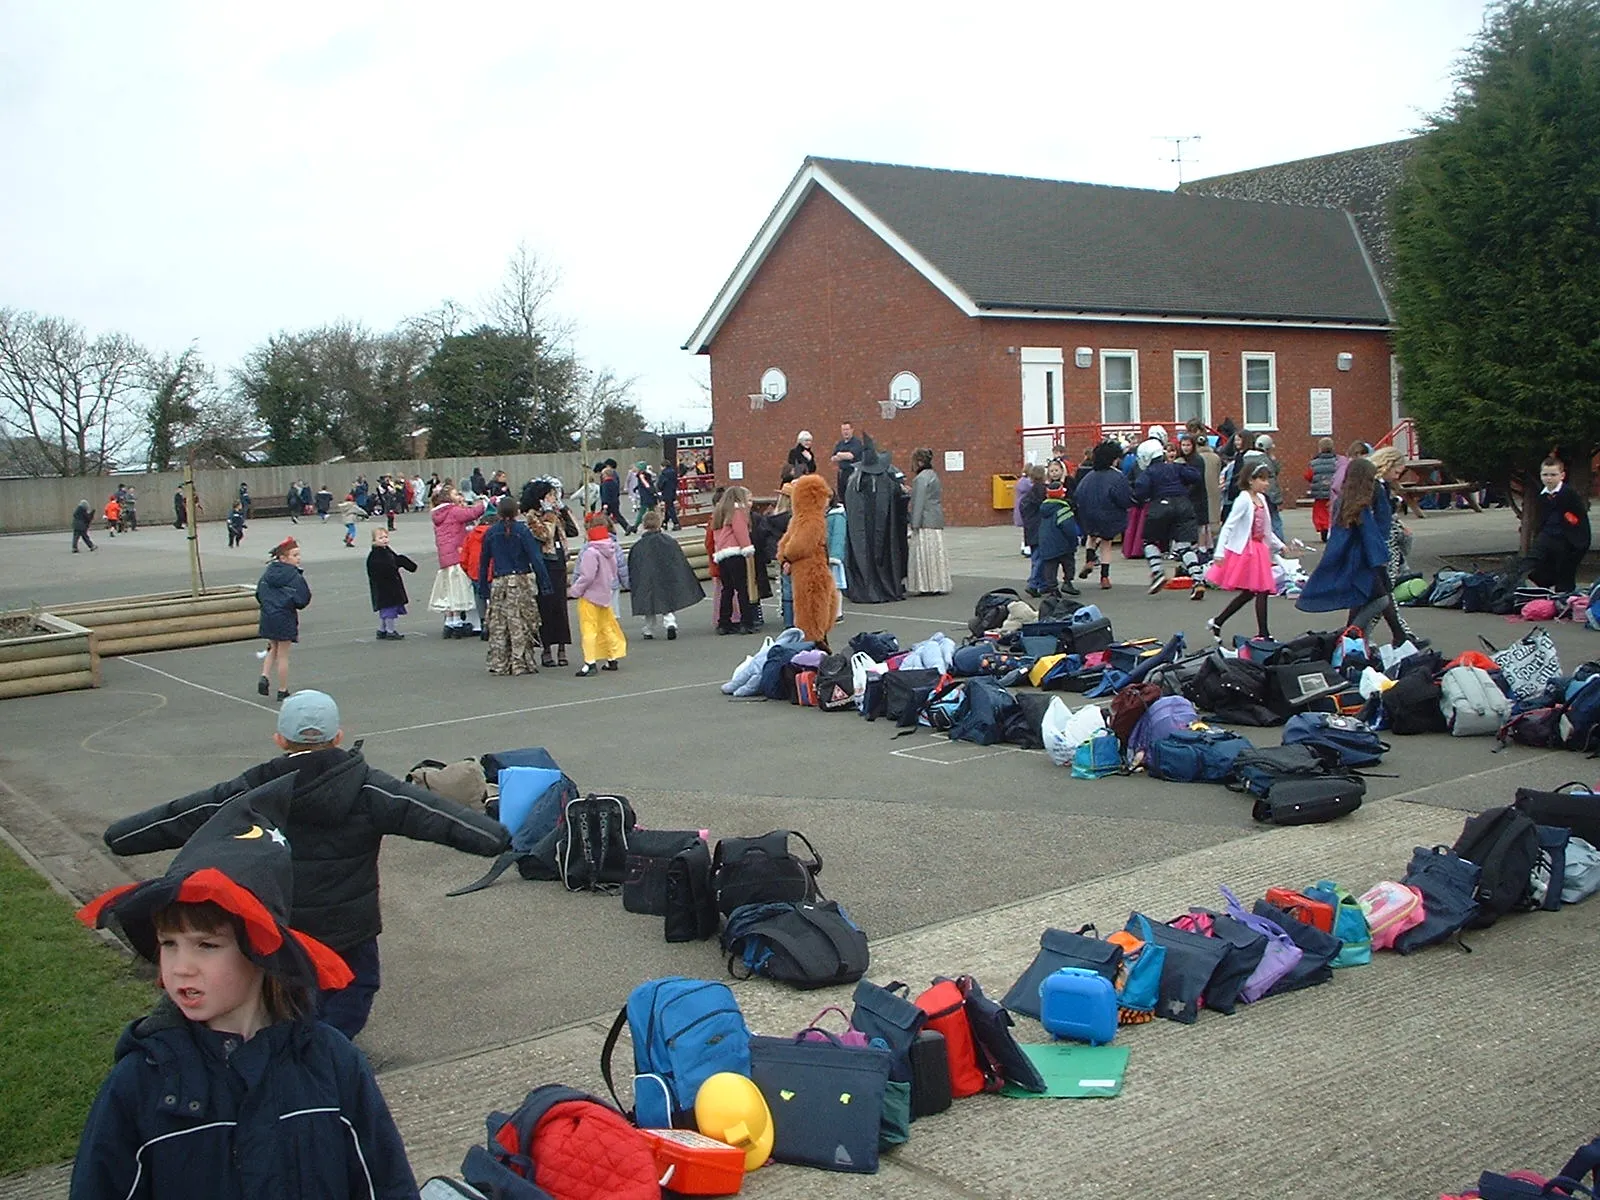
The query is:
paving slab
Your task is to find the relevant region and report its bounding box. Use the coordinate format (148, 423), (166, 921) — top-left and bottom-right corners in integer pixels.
(2, 507), (1598, 1198)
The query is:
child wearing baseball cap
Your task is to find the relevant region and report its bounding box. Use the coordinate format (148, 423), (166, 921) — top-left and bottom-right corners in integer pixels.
(72, 777), (419, 1198)
(102, 691), (509, 1040)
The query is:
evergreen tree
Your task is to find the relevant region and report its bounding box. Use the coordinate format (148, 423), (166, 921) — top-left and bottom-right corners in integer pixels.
(1391, 0), (1600, 509)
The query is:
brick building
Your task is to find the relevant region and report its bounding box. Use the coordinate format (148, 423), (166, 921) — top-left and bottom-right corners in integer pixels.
(684, 157), (1400, 526)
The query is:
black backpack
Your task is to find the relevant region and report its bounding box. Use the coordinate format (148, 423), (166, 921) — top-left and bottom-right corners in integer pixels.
(1226, 744), (1326, 798)
(1380, 669), (1449, 735)
(814, 653), (856, 712)
(556, 793), (638, 892)
(720, 900), (869, 988)
(663, 840), (718, 943)
(882, 668), (943, 728)
(711, 830), (823, 916)
(1461, 570), (1520, 615)
(947, 677), (1022, 746)
(968, 589), (1020, 638)
(1184, 653), (1282, 727)
(1451, 806), (1541, 928)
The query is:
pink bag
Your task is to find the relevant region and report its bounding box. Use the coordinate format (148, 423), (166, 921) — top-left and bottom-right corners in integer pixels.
(1122, 503), (1147, 559)
(1358, 881), (1427, 951)
(796, 1005), (869, 1048)
(1521, 598), (1558, 621)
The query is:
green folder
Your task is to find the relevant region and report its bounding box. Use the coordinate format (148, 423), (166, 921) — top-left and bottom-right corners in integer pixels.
(999, 1043), (1130, 1098)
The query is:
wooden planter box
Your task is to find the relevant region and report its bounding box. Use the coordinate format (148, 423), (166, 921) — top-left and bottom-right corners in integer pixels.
(47, 586), (259, 656)
(0, 613), (100, 700)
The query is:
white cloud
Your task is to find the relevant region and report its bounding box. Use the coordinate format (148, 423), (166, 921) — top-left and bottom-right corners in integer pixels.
(0, 0), (1489, 423)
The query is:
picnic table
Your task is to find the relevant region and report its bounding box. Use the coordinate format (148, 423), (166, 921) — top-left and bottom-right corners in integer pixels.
(1397, 458), (1482, 517)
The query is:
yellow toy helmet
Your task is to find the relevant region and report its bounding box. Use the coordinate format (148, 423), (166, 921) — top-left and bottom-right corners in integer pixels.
(693, 1072), (773, 1170)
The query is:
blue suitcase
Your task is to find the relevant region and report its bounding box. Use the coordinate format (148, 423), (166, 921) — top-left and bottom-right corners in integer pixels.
(1039, 967), (1117, 1044)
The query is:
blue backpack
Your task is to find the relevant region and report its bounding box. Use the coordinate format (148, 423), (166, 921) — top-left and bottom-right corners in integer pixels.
(1281, 713), (1388, 769)
(1145, 728), (1253, 782)
(1561, 675), (1600, 752)
(448, 751), (580, 896)
(1071, 729), (1123, 779)
(1392, 847), (1482, 954)
(601, 977), (751, 1127)
(948, 676), (1021, 745)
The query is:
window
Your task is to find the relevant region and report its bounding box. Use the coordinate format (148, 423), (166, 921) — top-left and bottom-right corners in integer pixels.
(1242, 353), (1276, 429)
(1173, 351), (1209, 426)
(1100, 351), (1138, 424)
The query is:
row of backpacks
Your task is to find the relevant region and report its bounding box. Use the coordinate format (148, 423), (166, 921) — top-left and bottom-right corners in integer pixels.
(430, 748), (873, 985)
(420, 783), (1600, 1198)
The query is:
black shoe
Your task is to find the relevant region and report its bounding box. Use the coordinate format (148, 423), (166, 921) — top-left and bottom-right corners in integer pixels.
(717, 626), (736, 635)
(666, 626), (677, 640)
(376, 630), (389, 640)
(601, 660), (619, 671)
(390, 631), (405, 640)
(541, 651), (556, 668)
(739, 624), (758, 634)
(479, 629), (489, 641)
(575, 663), (598, 677)
(1024, 587), (1041, 598)
(276, 690), (290, 701)
(257, 675), (270, 696)
(1062, 581), (1081, 596)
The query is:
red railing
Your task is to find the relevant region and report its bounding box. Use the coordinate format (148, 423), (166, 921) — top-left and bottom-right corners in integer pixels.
(1372, 417), (1420, 459)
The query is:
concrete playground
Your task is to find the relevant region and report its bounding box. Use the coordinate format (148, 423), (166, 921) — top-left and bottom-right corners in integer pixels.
(1, 503), (1597, 1199)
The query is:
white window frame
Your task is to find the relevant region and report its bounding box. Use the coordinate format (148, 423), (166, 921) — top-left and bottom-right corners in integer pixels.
(1241, 352), (1277, 431)
(1172, 350), (1210, 427)
(1099, 350), (1139, 425)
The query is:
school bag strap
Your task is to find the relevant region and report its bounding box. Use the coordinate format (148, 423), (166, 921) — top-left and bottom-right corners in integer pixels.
(599, 1006), (632, 1116)
(446, 850), (521, 897)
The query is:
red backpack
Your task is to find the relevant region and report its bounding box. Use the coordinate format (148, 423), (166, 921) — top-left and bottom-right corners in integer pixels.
(1108, 682), (1164, 749)
(915, 979), (986, 1097)
(462, 1085), (658, 1200)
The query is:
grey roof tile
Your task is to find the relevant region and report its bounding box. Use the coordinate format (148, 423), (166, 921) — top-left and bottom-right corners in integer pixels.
(811, 157), (1390, 323)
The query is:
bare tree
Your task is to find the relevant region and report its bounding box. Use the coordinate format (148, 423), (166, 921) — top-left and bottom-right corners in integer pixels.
(484, 243), (573, 348)
(0, 308), (148, 476)
(406, 298), (472, 347)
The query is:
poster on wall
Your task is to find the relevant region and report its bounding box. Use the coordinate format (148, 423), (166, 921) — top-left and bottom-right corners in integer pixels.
(944, 451), (965, 472)
(727, 461), (744, 480)
(1308, 388), (1333, 437)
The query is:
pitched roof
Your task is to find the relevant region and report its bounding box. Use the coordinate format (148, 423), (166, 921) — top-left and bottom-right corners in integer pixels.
(685, 157), (1390, 353)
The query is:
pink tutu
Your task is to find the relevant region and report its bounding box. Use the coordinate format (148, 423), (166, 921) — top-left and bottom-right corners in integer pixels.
(1206, 539), (1276, 593)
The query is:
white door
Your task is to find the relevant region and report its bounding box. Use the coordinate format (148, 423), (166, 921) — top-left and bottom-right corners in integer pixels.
(1020, 348), (1064, 466)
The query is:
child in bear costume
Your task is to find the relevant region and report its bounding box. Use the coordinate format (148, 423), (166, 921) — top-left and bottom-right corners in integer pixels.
(777, 472), (839, 646)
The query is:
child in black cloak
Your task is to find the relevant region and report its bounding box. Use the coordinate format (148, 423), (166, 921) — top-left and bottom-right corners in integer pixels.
(366, 526), (417, 640)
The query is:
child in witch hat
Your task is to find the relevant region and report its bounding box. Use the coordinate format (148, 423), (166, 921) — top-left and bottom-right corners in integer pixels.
(72, 776), (420, 1199)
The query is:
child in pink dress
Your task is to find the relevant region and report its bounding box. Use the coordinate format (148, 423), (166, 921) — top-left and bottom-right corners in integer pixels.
(1205, 463), (1300, 640)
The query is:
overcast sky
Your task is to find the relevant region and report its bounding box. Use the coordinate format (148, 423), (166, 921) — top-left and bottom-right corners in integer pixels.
(1, 1), (1490, 429)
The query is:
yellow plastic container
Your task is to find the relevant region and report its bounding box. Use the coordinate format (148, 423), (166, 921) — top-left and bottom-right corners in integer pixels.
(992, 473), (1020, 509)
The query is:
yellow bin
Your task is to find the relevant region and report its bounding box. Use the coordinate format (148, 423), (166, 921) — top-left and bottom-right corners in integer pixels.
(991, 473), (1019, 509)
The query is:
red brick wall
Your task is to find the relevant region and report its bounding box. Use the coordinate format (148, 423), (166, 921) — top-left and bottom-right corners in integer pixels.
(704, 187), (1396, 525)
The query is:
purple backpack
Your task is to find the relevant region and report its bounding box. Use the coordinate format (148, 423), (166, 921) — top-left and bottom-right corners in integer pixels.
(1218, 885), (1303, 1003)
(1127, 696), (1199, 760)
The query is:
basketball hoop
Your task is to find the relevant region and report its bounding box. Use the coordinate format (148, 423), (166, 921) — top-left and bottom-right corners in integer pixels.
(878, 400), (898, 421)
(748, 393), (767, 413)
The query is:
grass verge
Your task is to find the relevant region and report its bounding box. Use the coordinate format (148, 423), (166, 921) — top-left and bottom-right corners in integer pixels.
(0, 840), (153, 1176)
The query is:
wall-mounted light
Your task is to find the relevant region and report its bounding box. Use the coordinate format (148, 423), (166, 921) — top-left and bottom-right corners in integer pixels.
(1006, 346), (1017, 355)
(1336, 352), (1353, 372)
(1074, 347), (1093, 369)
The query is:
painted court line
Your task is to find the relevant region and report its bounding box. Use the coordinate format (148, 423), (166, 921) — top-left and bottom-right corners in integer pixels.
(120, 657), (277, 713)
(842, 609), (963, 624)
(359, 680), (727, 738)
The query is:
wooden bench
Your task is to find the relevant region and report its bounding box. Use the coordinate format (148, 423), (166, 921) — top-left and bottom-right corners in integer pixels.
(1398, 482), (1483, 516)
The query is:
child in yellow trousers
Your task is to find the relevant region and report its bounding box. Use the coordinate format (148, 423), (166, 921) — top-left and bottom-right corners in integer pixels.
(569, 512), (628, 677)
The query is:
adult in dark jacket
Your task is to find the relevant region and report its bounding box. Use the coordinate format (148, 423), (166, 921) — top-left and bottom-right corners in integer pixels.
(831, 421), (865, 500)
(1526, 457), (1591, 593)
(786, 431), (818, 477)
(173, 487), (187, 529)
(470, 466), (487, 496)
(365, 527), (417, 639)
(314, 485), (333, 521)
(102, 690), (510, 1039)
(1132, 451), (1205, 597)
(1073, 441), (1133, 589)
(285, 481), (302, 524)
(524, 480), (577, 667)
(255, 538), (310, 700)
(71, 499), (97, 553)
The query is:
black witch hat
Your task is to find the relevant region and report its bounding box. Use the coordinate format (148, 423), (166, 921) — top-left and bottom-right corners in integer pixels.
(79, 775), (351, 991)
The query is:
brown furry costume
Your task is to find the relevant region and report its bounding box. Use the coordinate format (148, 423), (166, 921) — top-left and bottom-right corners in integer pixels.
(778, 473), (839, 645)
